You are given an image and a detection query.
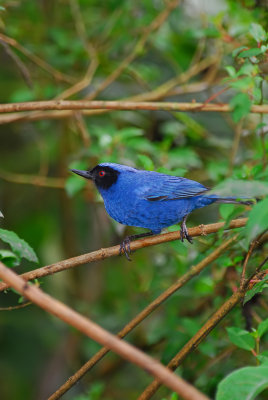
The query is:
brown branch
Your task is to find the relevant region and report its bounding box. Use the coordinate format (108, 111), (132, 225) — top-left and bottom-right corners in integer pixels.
(0, 301), (31, 311)
(138, 286), (248, 400)
(0, 56), (217, 125)
(0, 169), (66, 189)
(138, 254), (268, 400)
(0, 100), (268, 115)
(0, 262), (209, 400)
(0, 33), (75, 84)
(86, 0), (180, 101)
(0, 218), (248, 292)
(48, 236), (237, 400)
(0, 40), (33, 88)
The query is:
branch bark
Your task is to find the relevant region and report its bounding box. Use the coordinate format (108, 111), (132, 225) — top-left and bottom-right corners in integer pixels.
(137, 286), (247, 400)
(0, 100), (268, 114)
(48, 236), (237, 400)
(0, 261), (209, 400)
(0, 218), (248, 292)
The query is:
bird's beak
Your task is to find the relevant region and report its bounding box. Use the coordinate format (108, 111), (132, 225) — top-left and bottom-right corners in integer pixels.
(71, 169), (93, 180)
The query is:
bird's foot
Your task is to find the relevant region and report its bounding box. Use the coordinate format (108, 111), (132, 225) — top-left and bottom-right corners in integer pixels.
(180, 220), (193, 244)
(119, 236), (132, 261)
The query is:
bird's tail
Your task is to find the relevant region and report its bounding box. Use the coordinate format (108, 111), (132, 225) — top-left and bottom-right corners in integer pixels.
(213, 197), (254, 206)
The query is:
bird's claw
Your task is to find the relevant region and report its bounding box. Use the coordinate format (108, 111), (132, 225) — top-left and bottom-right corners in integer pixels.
(119, 237), (132, 261)
(180, 224), (193, 244)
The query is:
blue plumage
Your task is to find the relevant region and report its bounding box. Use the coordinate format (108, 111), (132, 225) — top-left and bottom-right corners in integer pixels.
(95, 163), (213, 234)
(71, 163), (251, 259)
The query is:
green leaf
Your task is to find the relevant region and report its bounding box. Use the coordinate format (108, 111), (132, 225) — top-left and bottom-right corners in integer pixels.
(249, 23), (267, 43)
(245, 197), (268, 245)
(117, 127), (143, 141)
(230, 77), (253, 90)
(66, 160), (88, 197)
(232, 46), (248, 58)
(227, 327), (255, 350)
(244, 276), (268, 304)
(257, 351), (268, 366)
(219, 204), (235, 220)
(0, 249), (20, 268)
(65, 175), (87, 197)
(0, 229), (38, 263)
(257, 318), (268, 338)
(137, 154), (154, 170)
(230, 92), (251, 122)
(0, 211), (3, 218)
(216, 366), (268, 400)
(225, 66), (237, 78)
(238, 48), (264, 58)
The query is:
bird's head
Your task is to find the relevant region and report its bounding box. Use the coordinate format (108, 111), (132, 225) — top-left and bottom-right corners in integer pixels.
(71, 163), (135, 190)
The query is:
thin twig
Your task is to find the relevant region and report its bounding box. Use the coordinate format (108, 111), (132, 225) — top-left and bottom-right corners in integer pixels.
(138, 287), (248, 400)
(0, 40), (32, 88)
(0, 169), (66, 189)
(0, 33), (75, 84)
(0, 301), (31, 311)
(0, 57), (218, 125)
(240, 240), (257, 285)
(48, 236), (237, 400)
(86, 0), (180, 101)
(137, 255), (268, 400)
(0, 262), (209, 400)
(0, 218), (248, 292)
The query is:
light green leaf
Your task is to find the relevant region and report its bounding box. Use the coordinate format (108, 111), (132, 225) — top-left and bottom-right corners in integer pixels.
(238, 48), (264, 58)
(219, 204), (235, 220)
(216, 366), (268, 400)
(0, 249), (20, 268)
(245, 197), (268, 245)
(230, 92), (252, 122)
(257, 351), (268, 366)
(232, 46), (248, 58)
(0, 211), (3, 218)
(117, 127), (143, 141)
(258, 318), (268, 338)
(137, 154), (154, 170)
(249, 23), (267, 43)
(225, 65), (236, 78)
(66, 160), (89, 197)
(227, 327), (255, 350)
(65, 175), (87, 197)
(0, 229), (38, 263)
(230, 77), (253, 90)
(244, 276), (268, 304)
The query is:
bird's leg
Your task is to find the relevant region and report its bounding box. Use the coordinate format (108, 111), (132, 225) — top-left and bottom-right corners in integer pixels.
(119, 231), (154, 261)
(180, 215), (193, 244)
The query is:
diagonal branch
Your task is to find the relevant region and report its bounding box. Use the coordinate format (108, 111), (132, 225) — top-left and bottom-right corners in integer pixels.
(0, 33), (75, 84)
(0, 218), (248, 292)
(137, 255), (268, 400)
(48, 236), (237, 400)
(86, 0), (180, 101)
(0, 261), (209, 400)
(137, 286), (247, 400)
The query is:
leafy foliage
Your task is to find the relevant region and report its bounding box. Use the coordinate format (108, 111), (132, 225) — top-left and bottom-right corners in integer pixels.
(0, 228), (38, 264)
(0, 1), (267, 399)
(216, 366), (268, 400)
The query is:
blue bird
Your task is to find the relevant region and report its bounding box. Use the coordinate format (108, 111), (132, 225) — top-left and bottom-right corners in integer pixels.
(71, 163), (251, 260)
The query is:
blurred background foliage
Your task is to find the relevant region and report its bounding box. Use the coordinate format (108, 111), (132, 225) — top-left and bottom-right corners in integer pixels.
(0, 0), (268, 399)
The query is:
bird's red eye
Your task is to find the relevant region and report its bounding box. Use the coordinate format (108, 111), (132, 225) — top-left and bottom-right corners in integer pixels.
(99, 170), (106, 177)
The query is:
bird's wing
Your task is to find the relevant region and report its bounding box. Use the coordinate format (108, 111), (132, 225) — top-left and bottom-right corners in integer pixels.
(142, 175), (209, 201)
